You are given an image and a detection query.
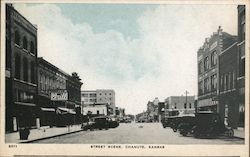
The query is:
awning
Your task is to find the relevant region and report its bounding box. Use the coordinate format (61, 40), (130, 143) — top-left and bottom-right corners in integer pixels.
(56, 107), (76, 114)
(197, 98), (218, 108)
(15, 102), (36, 107)
(41, 107), (55, 112)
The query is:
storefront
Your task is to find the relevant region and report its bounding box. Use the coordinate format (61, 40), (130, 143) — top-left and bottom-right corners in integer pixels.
(197, 98), (218, 113)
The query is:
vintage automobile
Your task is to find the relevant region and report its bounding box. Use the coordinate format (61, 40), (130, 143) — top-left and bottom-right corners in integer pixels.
(193, 112), (234, 138)
(162, 110), (180, 128)
(81, 118), (95, 131)
(178, 111), (234, 138)
(108, 117), (119, 128)
(171, 110), (196, 135)
(92, 116), (109, 130)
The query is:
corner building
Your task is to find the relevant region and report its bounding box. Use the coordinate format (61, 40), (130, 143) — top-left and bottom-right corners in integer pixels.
(197, 26), (237, 112)
(236, 5), (245, 127)
(5, 4), (38, 132)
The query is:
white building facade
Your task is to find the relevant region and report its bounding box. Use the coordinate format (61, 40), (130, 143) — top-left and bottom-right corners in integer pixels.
(81, 89), (115, 115)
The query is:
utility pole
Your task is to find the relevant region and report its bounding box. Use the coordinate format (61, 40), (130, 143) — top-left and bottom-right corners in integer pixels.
(184, 90), (189, 109)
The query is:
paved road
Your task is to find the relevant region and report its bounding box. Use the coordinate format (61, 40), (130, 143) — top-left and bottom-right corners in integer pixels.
(35, 122), (244, 144)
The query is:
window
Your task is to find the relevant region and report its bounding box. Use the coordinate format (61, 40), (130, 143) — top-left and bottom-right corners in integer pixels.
(198, 81), (203, 95)
(204, 78), (209, 93)
(23, 57), (28, 82)
(30, 41), (34, 54)
(232, 71), (236, 88)
(174, 103), (177, 109)
(211, 74), (217, 90)
(239, 57), (245, 77)
(14, 31), (20, 45)
(211, 51), (217, 66)
(228, 72), (231, 89)
(15, 54), (21, 79)
(198, 61), (203, 74)
(30, 61), (35, 83)
(184, 103), (187, 109)
(23, 36), (28, 50)
(39, 74), (43, 90)
(189, 103), (192, 108)
(42, 75), (45, 91)
(204, 56), (209, 71)
(224, 74), (227, 91)
(240, 13), (245, 42)
(220, 75), (224, 91)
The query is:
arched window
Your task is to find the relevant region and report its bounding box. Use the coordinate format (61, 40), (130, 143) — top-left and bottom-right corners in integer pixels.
(15, 54), (21, 79)
(14, 31), (20, 45)
(30, 41), (34, 54)
(23, 57), (28, 82)
(30, 61), (35, 83)
(23, 36), (27, 50)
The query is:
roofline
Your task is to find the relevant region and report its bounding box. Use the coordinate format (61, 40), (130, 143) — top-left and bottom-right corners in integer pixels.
(8, 4), (37, 31)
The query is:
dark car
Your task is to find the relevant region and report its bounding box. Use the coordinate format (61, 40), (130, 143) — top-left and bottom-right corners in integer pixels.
(192, 112), (234, 138)
(108, 117), (119, 128)
(81, 121), (95, 131)
(177, 116), (196, 136)
(162, 110), (180, 128)
(93, 116), (109, 130)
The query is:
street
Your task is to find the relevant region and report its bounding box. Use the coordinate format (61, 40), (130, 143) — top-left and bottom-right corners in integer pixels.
(34, 122), (243, 144)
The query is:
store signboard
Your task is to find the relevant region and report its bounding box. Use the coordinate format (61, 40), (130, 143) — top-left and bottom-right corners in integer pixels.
(51, 90), (68, 101)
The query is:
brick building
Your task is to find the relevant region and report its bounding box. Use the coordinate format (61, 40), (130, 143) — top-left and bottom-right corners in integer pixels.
(5, 4), (38, 132)
(218, 42), (238, 128)
(197, 26), (237, 112)
(37, 57), (67, 127)
(165, 96), (195, 111)
(37, 57), (83, 126)
(66, 72), (83, 124)
(237, 5), (245, 127)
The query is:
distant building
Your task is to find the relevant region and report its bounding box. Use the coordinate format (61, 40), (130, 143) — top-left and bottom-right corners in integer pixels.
(81, 89), (115, 115)
(83, 103), (108, 116)
(165, 96), (195, 111)
(237, 5), (245, 127)
(115, 107), (125, 117)
(147, 101), (158, 122)
(197, 26), (237, 112)
(5, 4), (38, 132)
(146, 98), (165, 122)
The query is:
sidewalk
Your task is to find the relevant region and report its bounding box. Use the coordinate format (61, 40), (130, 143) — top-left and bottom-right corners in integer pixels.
(233, 127), (245, 139)
(5, 124), (82, 143)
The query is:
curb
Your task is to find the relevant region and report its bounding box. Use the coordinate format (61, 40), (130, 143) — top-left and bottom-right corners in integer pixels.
(232, 136), (245, 140)
(20, 129), (83, 143)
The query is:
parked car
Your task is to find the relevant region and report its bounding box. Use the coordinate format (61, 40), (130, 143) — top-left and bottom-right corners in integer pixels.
(81, 121), (95, 131)
(108, 117), (119, 128)
(192, 112), (234, 138)
(176, 115), (196, 136)
(93, 116), (109, 130)
(179, 111), (234, 138)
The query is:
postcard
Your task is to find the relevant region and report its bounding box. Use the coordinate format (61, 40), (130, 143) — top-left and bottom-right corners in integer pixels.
(0, 0), (249, 157)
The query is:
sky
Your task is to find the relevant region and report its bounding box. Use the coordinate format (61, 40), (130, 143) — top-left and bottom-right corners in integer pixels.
(13, 3), (237, 115)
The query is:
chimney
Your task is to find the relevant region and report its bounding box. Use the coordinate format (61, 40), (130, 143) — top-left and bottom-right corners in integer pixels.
(218, 26), (223, 35)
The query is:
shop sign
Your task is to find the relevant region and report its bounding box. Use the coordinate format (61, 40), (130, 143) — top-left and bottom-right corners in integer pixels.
(51, 90), (68, 101)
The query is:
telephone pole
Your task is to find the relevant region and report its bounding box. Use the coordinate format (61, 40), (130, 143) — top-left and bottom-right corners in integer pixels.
(184, 90), (189, 109)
